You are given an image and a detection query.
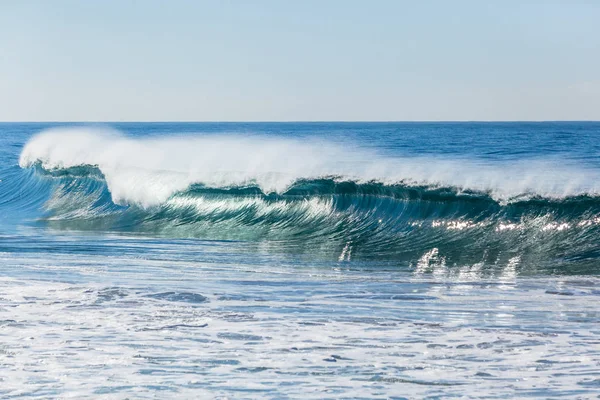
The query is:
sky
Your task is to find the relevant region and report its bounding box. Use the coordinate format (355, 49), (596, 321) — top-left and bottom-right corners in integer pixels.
(0, 0), (599, 121)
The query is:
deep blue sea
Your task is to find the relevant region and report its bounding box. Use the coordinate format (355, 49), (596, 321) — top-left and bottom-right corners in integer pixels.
(1, 122), (600, 398)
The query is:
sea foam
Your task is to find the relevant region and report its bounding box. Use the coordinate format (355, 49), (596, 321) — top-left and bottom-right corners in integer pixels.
(19, 127), (600, 207)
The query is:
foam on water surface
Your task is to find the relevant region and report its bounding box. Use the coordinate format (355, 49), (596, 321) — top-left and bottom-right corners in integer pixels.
(0, 239), (599, 399)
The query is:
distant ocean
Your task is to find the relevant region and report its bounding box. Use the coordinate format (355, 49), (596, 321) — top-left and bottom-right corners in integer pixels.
(1, 122), (600, 398)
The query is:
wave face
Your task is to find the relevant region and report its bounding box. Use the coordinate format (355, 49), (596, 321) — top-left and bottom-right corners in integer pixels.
(16, 127), (600, 272)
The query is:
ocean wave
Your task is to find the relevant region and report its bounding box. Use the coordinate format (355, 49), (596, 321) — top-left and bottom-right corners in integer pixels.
(13, 127), (600, 269)
(19, 127), (600, 207)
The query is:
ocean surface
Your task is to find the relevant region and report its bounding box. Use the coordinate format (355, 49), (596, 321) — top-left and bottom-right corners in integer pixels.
(1, 122), (600, 399)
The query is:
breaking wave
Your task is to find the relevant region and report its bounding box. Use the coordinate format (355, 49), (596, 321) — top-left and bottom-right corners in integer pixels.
(12, 127), (600, 272)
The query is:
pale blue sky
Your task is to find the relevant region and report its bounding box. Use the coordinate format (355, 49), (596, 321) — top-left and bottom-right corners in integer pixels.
(1, 0), (599, 121)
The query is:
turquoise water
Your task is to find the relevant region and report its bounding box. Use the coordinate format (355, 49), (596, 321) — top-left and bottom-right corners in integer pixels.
(1, 122), (600, 398)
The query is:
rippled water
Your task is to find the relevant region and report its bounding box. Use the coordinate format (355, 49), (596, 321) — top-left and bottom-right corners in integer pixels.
(1, 122), (600, 398)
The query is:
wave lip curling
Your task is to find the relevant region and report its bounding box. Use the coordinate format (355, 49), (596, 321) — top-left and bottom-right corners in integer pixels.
(19, 127), (600, 208)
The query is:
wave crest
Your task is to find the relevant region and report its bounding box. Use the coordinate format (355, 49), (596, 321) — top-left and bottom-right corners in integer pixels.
(20, 127), (600, 208)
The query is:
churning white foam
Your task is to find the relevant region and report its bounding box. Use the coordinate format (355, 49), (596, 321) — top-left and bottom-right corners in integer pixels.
(19, 127), (600, 207)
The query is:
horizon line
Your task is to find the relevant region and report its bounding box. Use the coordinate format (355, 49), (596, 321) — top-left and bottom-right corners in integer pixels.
(1, 120), (599, 124)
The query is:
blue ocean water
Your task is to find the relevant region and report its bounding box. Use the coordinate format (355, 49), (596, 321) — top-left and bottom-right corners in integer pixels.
(1, 122), (600, 398)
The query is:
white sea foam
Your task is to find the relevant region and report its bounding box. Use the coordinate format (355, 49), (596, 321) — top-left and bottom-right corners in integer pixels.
(0, 247), (598, 399)
(19, 127), (600, 207)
